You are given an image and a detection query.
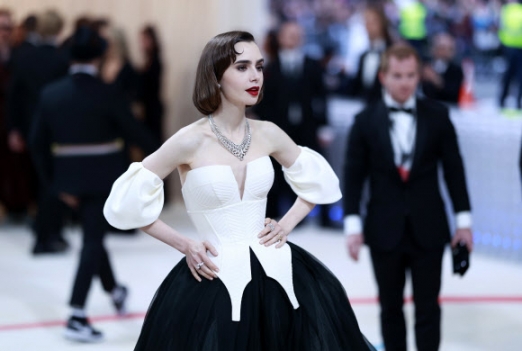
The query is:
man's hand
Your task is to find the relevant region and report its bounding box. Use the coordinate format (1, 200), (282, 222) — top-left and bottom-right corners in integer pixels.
(451, 228), (473, 252)
(346, 234), (364, 261)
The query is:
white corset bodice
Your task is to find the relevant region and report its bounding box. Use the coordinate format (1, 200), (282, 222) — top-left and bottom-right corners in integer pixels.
(181, 156), (299, 321)
(103, 146), (342, 321)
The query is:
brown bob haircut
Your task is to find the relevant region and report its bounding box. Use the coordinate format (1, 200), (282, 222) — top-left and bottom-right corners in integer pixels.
(379, 43), (421, 73)
(193, 31), (263, 115)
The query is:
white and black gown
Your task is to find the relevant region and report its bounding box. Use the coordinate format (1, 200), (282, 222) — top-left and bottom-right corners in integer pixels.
(104, 147), (376, 351)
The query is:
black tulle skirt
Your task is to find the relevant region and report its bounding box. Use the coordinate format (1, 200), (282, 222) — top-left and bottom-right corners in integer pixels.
(134, 242), (376, 351)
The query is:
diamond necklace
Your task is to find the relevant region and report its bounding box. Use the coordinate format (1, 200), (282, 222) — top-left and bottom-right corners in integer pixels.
(208, 115), (251, 161)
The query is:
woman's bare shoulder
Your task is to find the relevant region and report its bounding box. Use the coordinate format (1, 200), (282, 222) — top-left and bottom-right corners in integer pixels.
(143, 118), (212, 178)
(147, 118), (209, 168)
(249, 119), (299, 166)
(250, 119), (285, 138)
(164, 118), (209, 152)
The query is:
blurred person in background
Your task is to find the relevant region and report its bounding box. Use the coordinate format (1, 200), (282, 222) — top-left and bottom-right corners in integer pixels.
(253, 21), (330, 227)
(398, 0), (428, 59)
(92, 18), (110, 39)
(421, 32), (463, 104)
(30, 26), (159, 342)
(350, 4), (393, 104)
(7, 9), (69, 253)
(101, 26), (140, 104)
(344, 44), (473, 351)
(59, 15), (92, 58)
(11, 14), (39, 60)
(0, 8), (13, 221)
(137, 25), (168, 203)
(498, 0), (522, 110)
(137, 25), (164, 145)
(261, 29), (279, 64)
(446, 0), (474, 60)
(470, 0), (501, 78)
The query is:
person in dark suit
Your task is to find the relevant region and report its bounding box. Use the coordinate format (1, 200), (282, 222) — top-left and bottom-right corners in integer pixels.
(421, 33), (464, 104)
(10, 14), (39, 60)
(100, 26), (140, 104)
(30, 26), (159, 343)
(7, 10), (69, 254)
(138, 25), (164, 144)
(343, 44), (473, 351)
(253, 21), (328, 223)
(0, 8), (13, 220)
(350, 5), (393, 104)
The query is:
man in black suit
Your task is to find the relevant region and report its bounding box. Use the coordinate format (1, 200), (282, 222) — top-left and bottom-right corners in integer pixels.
(421, 33), (464, 104)
(30, 26), (159, 343)
(350, 5), (392, 105)
(343, 44), (473, 351)
(10, 14), (39, 62)
(7, 10), (69, 254)
(253, 21), (329, 223)
(7, 10), (68, 154)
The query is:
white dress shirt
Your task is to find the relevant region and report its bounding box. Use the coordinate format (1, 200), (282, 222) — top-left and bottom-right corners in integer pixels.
(278, 49), (304, 76)
(344, 92), (472, 236)
(361, 39), (386, 88)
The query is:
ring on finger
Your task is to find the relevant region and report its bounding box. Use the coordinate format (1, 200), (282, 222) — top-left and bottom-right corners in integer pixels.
(267, 222), (275, 231)
(196, 262), (204, 270)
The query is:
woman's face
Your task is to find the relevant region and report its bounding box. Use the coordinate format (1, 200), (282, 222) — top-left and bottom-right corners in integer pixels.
(219, 41), (264, 108)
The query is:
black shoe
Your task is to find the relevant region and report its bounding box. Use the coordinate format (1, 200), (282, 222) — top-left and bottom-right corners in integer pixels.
(63, 316), (104, 343)
(32, 241), (68, 255)
(111, 285), (128, 316)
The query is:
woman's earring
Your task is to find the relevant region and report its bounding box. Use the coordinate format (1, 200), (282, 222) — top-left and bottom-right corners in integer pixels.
(218, 83), (221, 88)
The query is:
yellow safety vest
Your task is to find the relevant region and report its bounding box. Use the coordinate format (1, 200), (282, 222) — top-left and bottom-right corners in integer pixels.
(499, 3), (522, 48)
(400, 2), (427, 40)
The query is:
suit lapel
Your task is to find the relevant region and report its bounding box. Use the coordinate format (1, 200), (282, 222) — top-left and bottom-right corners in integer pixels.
(374, 100), (400, 178)
(409, 98), (429, 179)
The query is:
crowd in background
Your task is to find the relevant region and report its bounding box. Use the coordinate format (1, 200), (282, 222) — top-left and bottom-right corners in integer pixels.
(0, 8), (165, 253)
(265, 0), (520, 104)
(255, 0), (522, 228)
(268, 0), (504, 74)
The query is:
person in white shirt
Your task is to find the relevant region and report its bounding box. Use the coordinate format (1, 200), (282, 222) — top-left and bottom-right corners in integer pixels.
(343, 43), (473, 351)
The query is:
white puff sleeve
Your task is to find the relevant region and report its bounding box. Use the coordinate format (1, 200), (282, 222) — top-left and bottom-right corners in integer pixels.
(103, 162), (164, 230)
(282, 146), (342, 204)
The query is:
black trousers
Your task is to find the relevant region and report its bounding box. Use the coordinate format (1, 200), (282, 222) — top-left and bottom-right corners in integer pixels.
(370, 220), (444, 351)
(69, 195), (117, 308)
(33, 187), (65, 246)
(499, 46), (522, 109)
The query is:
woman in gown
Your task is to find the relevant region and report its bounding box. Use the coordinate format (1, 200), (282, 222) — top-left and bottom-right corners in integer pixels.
(104, 31), (376, 351)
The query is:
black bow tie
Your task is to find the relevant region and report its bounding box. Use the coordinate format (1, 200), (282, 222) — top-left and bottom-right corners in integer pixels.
(388, 106), (415, 115)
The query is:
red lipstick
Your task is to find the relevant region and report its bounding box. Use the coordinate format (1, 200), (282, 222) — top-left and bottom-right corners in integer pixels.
(246, 86), (259, 96)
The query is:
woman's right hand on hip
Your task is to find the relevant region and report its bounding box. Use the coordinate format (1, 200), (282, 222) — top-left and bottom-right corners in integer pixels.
(185, 240), (219, 282)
